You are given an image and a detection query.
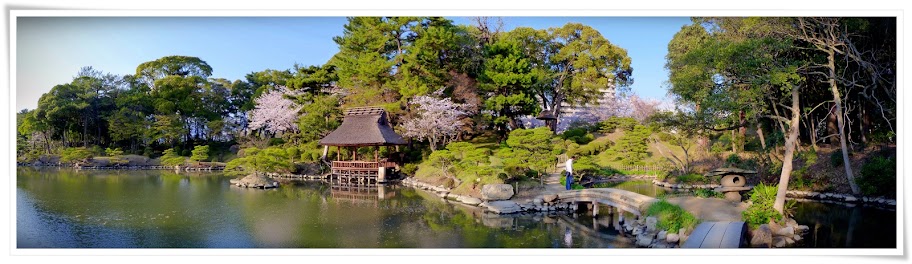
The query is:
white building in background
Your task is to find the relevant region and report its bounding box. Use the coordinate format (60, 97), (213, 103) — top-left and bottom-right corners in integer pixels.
(555, 84), (624, 132)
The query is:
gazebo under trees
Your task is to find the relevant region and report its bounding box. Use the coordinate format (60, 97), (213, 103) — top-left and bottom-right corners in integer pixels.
(319, 107), (407, 183)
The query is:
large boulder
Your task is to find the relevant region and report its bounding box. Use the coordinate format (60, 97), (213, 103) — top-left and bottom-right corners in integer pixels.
(234, 174), (279, 189)
(750, 224), (773, 248)
(482, 184), (515, 201)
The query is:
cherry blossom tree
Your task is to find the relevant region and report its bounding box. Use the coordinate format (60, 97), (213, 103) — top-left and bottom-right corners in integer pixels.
(247, 86), (301, 137)
(402, 93), (470, 151)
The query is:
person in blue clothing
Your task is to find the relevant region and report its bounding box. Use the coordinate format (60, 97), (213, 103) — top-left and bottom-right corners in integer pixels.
(565, 156), (575, 190)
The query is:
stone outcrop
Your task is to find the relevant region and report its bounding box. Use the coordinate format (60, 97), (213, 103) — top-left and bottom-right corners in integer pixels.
(750, 224), (772, 247)
(482, 201), (522, 214)
(481, 184), (515, 201)
(750, 219), (808, 248)
(231, 174), (279, 189)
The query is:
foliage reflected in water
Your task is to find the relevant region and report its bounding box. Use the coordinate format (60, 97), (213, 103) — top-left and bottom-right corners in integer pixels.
(17, 168), (629, 248)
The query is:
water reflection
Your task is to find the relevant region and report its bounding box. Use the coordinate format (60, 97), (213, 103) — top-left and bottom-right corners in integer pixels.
(17, 168), (634, 248)
(792, 202), (896, 248)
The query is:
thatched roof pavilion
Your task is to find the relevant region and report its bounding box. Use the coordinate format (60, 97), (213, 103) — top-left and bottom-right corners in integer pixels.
(319, 107), (407, 184)
(319, 107), (407, 147)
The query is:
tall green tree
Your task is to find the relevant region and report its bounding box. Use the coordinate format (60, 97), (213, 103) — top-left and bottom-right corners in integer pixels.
(478, 34), (540, 135)
(537, 23), (633, 132)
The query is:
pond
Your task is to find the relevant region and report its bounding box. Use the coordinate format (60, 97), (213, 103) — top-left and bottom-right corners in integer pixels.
(598, 180), (897, 248)
(17, 169), (895, 248)
(16, 168), (635, 248)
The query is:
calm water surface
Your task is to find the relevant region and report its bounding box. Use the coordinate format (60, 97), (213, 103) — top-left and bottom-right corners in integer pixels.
(17, 169), (895, 248)
(17, 168), (634, 248)
(607, 180), (897, 248)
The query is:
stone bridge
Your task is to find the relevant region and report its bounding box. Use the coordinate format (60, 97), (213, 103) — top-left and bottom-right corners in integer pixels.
(547, 188), (658, 217)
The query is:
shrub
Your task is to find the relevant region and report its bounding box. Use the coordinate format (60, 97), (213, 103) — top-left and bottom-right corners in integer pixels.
(225, 146), (294, 174)
(830, 151), (844, 167)
(268, 138), (285, 146)
(91, 145), (105, 156)
(599, 116), (639, 133)
(159, 148), (186, 166)
(711, 133), (732, 154)
(857, 156), (896, 198)
(675, 173), (705, 184)
(646, 199), (699, 232)
(60, 147), (93, 163)
(561, 127), (594, 145)
(401, 163), (419, 176)
(190, 145), (210, 163)
(572, 156), (602, 177)
(558, 175), (585, 190)
(725, 154), (742, 165)
(741, 183), (783, 228)
(799, 149), (818, 165)
(571, 137), (614, 156)
(610, 124), (652, 165)
(105, 147), (129, 166)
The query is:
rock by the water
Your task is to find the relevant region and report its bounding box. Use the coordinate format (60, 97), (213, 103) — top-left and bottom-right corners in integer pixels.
(657, 231), (667, 241)
(234, 174), (279, 189)
(636, 234), (653, 247)
(459, 196), (483, 206)
(481, 184), (515, 201)
(543, 194), (559, 203)
(486, 200), (522, 214)
(666, 233), (680, 243)
(773, 236), (787, 248)
(750, 224), (772, 248)
(645, 217), (658, 232)
(776, 226), (795, 237)
(768, 220), (783, 234)
(785, 218), (798, 228)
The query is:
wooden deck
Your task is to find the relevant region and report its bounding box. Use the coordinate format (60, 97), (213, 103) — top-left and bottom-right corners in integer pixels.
(329, 161), (397, 184)
(681, 221), (749, 248)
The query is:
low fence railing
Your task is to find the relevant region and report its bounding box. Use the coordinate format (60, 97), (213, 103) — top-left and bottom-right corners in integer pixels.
(331, 161), (398, 170)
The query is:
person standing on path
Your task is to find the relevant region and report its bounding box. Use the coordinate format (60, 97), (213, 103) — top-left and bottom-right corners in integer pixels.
(565, 156), (574, 190)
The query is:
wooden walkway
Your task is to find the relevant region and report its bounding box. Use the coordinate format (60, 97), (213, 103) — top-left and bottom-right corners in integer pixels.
(681, 221), (749, 248)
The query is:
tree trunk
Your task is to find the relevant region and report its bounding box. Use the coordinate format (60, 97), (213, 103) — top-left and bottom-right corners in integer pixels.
(757, 126), (767, 150)
(859, 100), (867, 145)
(827, 48), (860, 194)
(773, 86), (801, 214)
(83, 117), (89, 147)
(44, 132), (51, 154)
(810, 117), (818, 151)
(739, 110), (746, 152)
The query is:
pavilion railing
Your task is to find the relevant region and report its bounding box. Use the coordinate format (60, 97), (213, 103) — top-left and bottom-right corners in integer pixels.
(331, 161), (398, 170)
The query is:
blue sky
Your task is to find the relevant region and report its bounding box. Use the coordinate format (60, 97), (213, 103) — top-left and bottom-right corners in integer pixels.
(16, 16), (691, 111)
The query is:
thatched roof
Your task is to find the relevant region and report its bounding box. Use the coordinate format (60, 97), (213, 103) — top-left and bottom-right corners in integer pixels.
(318, 107), (408, 147)
(536, 110), (557, 120)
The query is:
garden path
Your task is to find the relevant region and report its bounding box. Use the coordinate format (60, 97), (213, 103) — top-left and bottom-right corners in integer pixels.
(665, 196), (749, 222)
